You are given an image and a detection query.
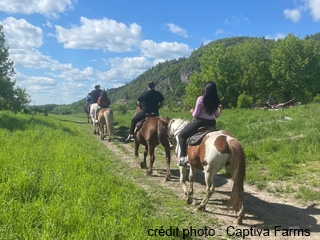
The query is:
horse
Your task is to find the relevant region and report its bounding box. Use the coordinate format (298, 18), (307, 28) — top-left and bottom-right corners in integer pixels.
(83, 103), (91, 123)
(168, 118), (246, 224)
(97, 108), (115, 141)
(134, 104), (171, 181)
(89, 103), (99, 134)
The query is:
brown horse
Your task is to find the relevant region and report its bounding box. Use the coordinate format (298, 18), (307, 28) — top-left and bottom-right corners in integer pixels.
(168, 118), (246, 224)
(97, 108), (115, 141)
(134, 104), (171, 181)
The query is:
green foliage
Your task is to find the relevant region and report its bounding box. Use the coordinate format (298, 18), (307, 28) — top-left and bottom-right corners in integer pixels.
(187, 34), (320, 108)
(237, 93), (253, 108)
(113, 103), (129, 115)
(313, 94), (320, 103)
(0, 24), (30, 111)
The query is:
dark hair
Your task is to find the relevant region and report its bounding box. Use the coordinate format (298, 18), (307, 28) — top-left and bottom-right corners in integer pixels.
(147, 81), (155, 89)
(95, 84), (100, 90)
(100, 90), (108, 100)
(202, 81), (219, 115)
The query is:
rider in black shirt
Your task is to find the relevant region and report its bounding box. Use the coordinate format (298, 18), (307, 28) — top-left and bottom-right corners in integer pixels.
(126, 81), (164, 141)
(90, 85), (102, 103)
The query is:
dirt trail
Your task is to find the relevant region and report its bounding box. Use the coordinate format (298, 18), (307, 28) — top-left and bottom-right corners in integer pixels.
(99, 133), (320, 240)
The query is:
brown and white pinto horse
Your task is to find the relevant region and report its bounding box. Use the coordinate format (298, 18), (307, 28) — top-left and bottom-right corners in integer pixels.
(97, 108), (115, 141)
(168, 118), (246, 224)
(134, 104), (171, 181)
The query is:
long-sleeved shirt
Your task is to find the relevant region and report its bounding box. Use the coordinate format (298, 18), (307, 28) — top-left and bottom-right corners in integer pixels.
(97, 96), (111, 108)
(192, 96), (220, 120)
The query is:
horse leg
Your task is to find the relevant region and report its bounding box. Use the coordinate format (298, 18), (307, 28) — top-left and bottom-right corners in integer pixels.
(146, 144), (154, 176)
(196, 169), (215, 211)
(164, 146), (171, 181)
(186, 166), (195, 205)
(141, 145), (148, 169)
(99, 122), (104, 140)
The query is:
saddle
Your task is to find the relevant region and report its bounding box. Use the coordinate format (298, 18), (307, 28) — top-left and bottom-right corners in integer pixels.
(134, 113), (158, 134)
(187, 126), (218, 146)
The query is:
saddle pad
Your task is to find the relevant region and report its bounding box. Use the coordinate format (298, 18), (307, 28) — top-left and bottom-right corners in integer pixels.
(187, 129), (218, 146)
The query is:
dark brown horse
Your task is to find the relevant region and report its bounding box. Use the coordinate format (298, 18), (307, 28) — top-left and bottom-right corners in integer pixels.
(134, 104), (171, 181)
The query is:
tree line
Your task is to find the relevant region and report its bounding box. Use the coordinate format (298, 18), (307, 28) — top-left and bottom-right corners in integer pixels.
(0, 25), (30, 111)
(185, 34), (320, 108)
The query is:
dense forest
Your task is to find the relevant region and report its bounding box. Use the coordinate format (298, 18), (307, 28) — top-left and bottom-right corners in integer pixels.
(106, 33), (320, 110)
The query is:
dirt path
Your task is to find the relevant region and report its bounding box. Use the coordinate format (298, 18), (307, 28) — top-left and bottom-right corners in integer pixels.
(99, 133), (320, 239)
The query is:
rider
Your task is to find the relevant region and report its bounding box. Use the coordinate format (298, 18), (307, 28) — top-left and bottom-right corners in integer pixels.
(86, 93), (91, 104)
(96, 90), (111, 121)
(126, 81), (164, 141)
(90, 85), (102, 104)
(178, 81), (222, 166)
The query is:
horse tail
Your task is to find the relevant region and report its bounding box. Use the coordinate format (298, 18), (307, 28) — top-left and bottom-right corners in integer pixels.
(105, 109), (115, 136)
(227, 138), (246, 212)
(157, 117), (170, 148)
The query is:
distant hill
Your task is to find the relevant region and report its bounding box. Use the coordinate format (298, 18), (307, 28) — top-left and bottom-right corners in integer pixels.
(107, 36), (252, 108)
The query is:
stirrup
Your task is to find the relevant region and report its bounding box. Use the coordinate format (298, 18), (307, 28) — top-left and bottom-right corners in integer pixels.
(178, 156), (188, 166)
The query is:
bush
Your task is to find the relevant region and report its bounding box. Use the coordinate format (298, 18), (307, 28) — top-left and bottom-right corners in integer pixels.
(114, 103), (128, 115)
(313, 94), (320, 103)
(237, 93), (253, 108)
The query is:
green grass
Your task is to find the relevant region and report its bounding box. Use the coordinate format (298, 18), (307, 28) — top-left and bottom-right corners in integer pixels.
(0, 111), (215, 239)
(112, 103), (320, 201)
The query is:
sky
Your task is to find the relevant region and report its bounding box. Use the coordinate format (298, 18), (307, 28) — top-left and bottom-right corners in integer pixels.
(0, 0), (319, 105)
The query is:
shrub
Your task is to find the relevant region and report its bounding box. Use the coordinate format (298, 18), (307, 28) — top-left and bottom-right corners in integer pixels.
(237, 93), (253, 108)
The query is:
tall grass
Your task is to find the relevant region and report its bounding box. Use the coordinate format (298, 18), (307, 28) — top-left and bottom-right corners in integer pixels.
(0, 111), (206, 239)
(113, 103), (320, 198)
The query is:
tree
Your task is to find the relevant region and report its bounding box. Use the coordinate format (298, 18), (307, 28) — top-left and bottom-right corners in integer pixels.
(0, 24), (30, 111)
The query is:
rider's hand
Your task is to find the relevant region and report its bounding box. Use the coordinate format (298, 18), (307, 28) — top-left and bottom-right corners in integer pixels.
(190, 108), (194, 113)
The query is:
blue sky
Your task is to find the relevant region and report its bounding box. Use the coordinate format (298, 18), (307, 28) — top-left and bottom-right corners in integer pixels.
(0, 0), (319, 105)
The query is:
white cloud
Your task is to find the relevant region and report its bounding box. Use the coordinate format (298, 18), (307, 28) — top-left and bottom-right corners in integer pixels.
(9, 48), (72, 71)
(55, 17), (142, 52)
(54, 67), (95, 82)
(15, 72), (57, 96)
(97, 56), (153, 83)
(284, 9), (302, 22)
(224, 16), (250, 25)
(113, 83), (125, 88)
(215, 28), (224, 36)
(167, 23), (188, 38)
(46, 20), (53, 28)
(265, 33), (286, 40)
(202, 40), (212, 46)
(1, 17), (43, 49)
(140, 40), (191, 60)
(307, 0), (320, 21)
(0, 0), (73, 17)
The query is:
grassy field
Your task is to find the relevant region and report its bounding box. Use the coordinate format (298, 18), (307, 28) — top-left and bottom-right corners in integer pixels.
(0, 111), (215, 239)
(111, 103), (320, 201)
(1, 103), (319, 238)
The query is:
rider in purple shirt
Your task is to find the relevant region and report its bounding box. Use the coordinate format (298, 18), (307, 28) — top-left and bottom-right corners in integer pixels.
(192, 95), (221, 120)
(178, 81), (222, 166)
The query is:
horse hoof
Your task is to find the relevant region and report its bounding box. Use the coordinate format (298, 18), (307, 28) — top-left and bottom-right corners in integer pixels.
(196, 205), (205, 211)
(236, 218), (243, 225)
(146, 170), (152, 175)
(164, 176), (170, 181)
(186, 196), (193, 205)
(140, 162), (147, 169)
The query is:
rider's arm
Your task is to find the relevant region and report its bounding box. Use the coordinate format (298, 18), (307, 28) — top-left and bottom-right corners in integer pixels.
(192, 97), (202, 118)
(158, 100), (164, 109)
